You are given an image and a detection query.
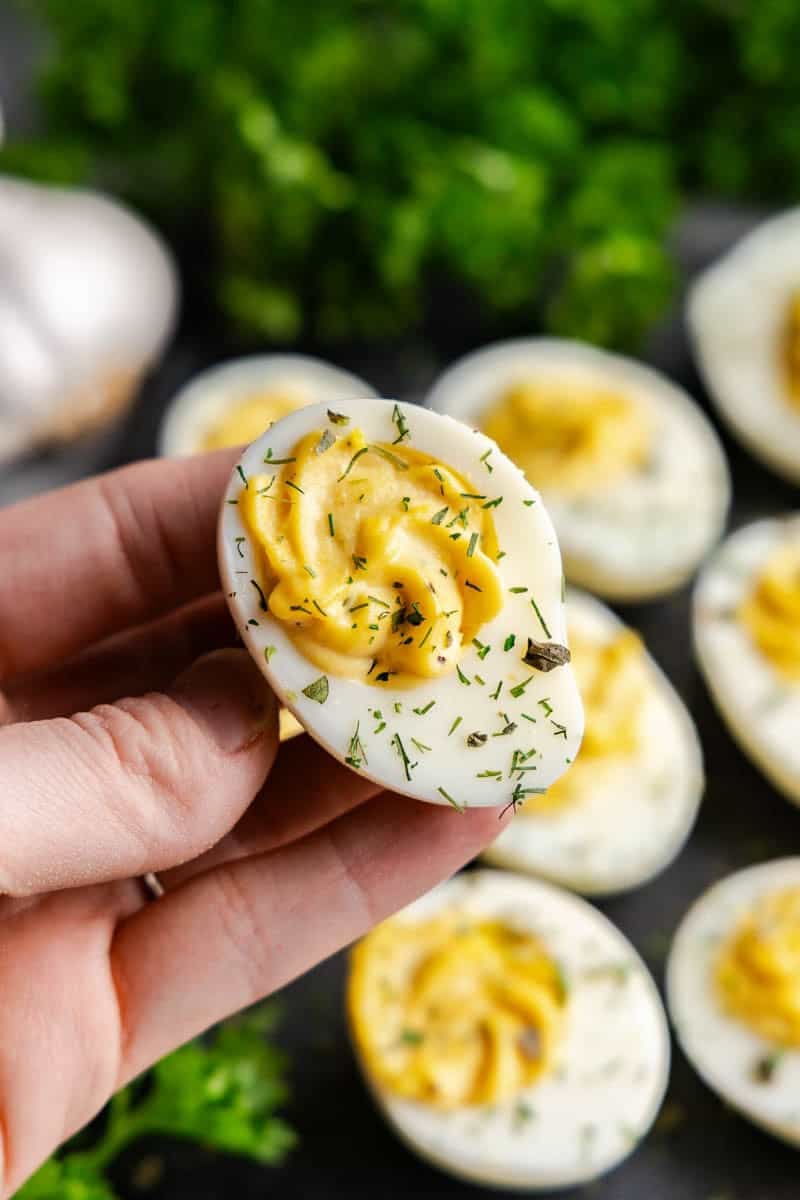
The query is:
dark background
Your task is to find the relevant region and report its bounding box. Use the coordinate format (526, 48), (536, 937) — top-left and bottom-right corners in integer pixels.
(2, 7), (799, 1199)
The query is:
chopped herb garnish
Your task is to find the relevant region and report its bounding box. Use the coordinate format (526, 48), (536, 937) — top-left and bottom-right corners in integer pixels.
(345, 722), (367, 769)
(373, 720), (386, 734)
(448, 716), (463, 736)
(413, 700), (436, 716)
(465, 580), (482, 592)
(394, 702), (403, 714)
(530, 596), (552, 638)
(431, 506), (448, 525)
(256, 476), (276, 495)
(301, 676), (329, 704)
(264, 449), (297, 465)
(250, 579), (268, 611)
(474, 673), (485, 685)
(264, 645), (277, 662)
(456, 665), (472, 686)
(521, 712), (536, 723)
(401, 496), (410, 511)
(438, 786), (465, 813)
(509, 586), (528, 594)
(327, 409), (349, 426)
(312, 600), (328, 617)
(285, 479), (305, 495)
(504, 634), (516, 651)
(236, 465), (248, 488)
(410, 737), (431, 754)
(247, 618), (259, 627)
(551, 720), (568, 738)
(460, 492), (486, 500)
(467, 732), (488, 747)
(510, 674), (535, 698)
(289, 604), (312, 616)
(368, 595), (391, 609)
(523, 638), (570, 672)
(406, 602), (426, 627)
(393, 733), (415, 780)
(352, 554), (368, 571)
(480, 448), (494, 472)
(328, 512), (335, 537)
(419, 625), (433, 649)
(433, 467), (445, 493)
(482, 496), (503, 509)
(523, 498), (535, 507)
(490, 680), (503, 700)
(467, 532), (479, 558)
(314, 428), (336, 455)
(493, 721), (517, 737)
(370, 445), (409, 470)
(538, 698), (553, 717)
(376, 670), (393, 683)
(472, 638), (491, 660)
(753, 1048), (785, 1084)
(349, 602), (369, 613)
(399, 1028), (424, 1046)
(338, 445), (369, 481)
(392, 403), (410, 443)
(477, 769), (503, 779)
(235, 536), (246, 558)
(303, 564), (317, 577)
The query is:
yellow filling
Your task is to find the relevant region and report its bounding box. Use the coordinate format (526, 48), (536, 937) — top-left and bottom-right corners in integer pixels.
(738, 542), (800, 681)
(203, 390), (309, 450)
(241, 426), (503, 685)
(348, 911), (566, 1109)
(522, 626), (647, 814)
(716, 887), (800, 1047)
(781, 293), (800, 411)
(479, 380), (650, 497)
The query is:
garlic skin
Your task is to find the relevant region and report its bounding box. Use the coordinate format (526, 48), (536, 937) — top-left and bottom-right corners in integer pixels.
(0, 175), (178, 464)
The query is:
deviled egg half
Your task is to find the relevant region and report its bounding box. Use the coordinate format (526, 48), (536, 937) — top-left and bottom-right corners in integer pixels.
(427, 339), (730, 601)
(668, 858), (800, 1146)
(688, 209), (800, 485)
(158, 353), (377, 457)
(219, 399), (583, 808)
(693, 515), (800, 806)
(348, 869), (670, 1190)
(484, 589), (704, 894)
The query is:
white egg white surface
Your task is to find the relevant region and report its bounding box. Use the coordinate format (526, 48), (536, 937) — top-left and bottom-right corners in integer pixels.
(667, 858), (800, 1146)
(427, 338), (731, 601)
(219, 399), (583, 809)
(693, 515), (800, 806)
(484, 590), (704, 895)
(158, 353), (377, 456)
(352, 869), (670, 1191)
(688, 209), (800, 484)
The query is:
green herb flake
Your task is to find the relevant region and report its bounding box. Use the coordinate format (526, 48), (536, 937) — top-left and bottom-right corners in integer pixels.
(393, 733), (415, 781)
(392, 403), (410, 443)
(285, 479), (305, 495)
(530, 596), (552, 638)
(431, 506), (448, 525)
(467, 532), (479, 558)
(413, 700), (436, 716)
(264, 645), (277, 663)
(460, 492), (486, 500)
(504, 634), (516, 651)
(346, 722), (368, 770)
(510, 674), (535, 698)
(328, 512), (335, 537)
(338, 445), (369, 481)
(303, 563), (317, 577)
(302, 675), (330, 704)
(482, 496), (503, 509)
(327, 409), (350, 426)
(480, 449), (494, 473)
(250, 579), (268, 611)
(448, 716), (463, 736)
(370, 444), (409, 470)
(264, 449), (297, 466)
(314, 428), (336, 455)
(456, 665), (472, 686)
(438, 786), (465, 813)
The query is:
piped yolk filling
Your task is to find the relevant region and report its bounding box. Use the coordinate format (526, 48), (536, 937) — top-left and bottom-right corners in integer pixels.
(479, 380), (650, 497)
(348, 913), (566, 1109)
(738, 542), (800, 681)
(716, 887), (800, 1047)
(781, 293), (800, 412)
(240, 427), (503, 686)
(203, 389), (309, 450)
(522, 627), (646, 814)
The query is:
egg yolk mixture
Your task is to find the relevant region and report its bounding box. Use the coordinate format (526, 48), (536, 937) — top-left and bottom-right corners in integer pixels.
(479, 380), (650, 496)
(240, 426), (503, 685)
(522, 627), (647, 814)
(203, 390), (308, 450)
(349, 912), (566, 1109)
(738, 542), (800, 681)
(716, 887), (800, 1047)
(780, 294), (800, 411)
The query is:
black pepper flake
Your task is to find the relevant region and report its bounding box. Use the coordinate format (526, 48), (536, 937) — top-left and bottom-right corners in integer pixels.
(467, 732), (488, 747)
(523, 639), (571, 672)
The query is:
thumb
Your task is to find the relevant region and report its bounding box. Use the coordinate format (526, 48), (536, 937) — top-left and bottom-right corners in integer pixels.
(0, 649), (279, 896)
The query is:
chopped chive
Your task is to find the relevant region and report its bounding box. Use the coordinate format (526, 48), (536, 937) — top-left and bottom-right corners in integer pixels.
(285, 479), (305, 495)
(410, 737), (431, 754)
(456, 665), (471, 686)
(474, 674), (485, 685)
(523, 498), (535, 507)
(538, 697), (553, 717)
(370, 445), (409, 470)
(338, 445), (369, 481)
(226, 498), (239, 505)
(431, 506), (448, 525)
(509, 586), (528, 594)
(250, 579), (268, 611)
(465, 580), (482, 591)
(448, 716), (463, 736)
(482, 496), (503, 509)
(328, 512), (335, 537)
(289, 604), (312, 615)
(392, 403), (410, 443)
(472, 638), (491, 660)
(247, 618), (259, 627)
(368, 595), (390, 609)
(467, 532), (479, 558)
(433, 467), (445, 493)
(477, 769), (503, 779)
(256, 476), (276, 495)
(303, 564), (317, 577)
(312, 600), (328, 617)
(530, 596), (552, 638)
(327, 409), (349, 425)
(504, 634), (516, 651)
(438, 786), (465, 813)
(401, 496), (410, 511)
(264, 645), (277, 662)
(510, 674), (535, 698)
(551, 720), (568, 738)
(490, 680), (503, 700)
(413, 700), (436, 716)
(467, 732), (488, 747)
(345, 722), (367, 769)
(394, 701), (403, 714)
(480, 449), (493, 472)
(235, 536), (246, 558)
(373, 720), (387, 734)
(419, 625), (433, 649)
(264, 449), (296, 465)
(350, 602), (369, 612)
(236, 465), (248, 488)
(352, 554), (368, 571)
(393, 733), (414, 781)
(521, 712), (536, 723)
(460, 492), (486, 500)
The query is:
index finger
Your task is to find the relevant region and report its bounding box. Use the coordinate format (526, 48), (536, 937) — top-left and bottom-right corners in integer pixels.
(0, 448), (239, 681)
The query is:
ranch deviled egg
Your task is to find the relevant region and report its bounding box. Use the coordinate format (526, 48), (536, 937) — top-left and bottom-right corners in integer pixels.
(219, 399), (583, 808)
(688, 209), (800, 485)
(693, 515), (800, 806)
(348, 869), (670, 1190)
(484, 590), (704, 894)
(427, 339), (730, 601)
(158, 353), (377, 457)
(667, 858), (800, 1146)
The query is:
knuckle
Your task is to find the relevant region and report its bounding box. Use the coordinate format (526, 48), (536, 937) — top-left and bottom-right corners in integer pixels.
(209, 868), (275, 1007)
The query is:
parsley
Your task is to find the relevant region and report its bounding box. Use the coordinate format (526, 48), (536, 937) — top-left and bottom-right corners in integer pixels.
(327, 410), (349, 426)
(302, 675), (329, 703)
(392, 403), (410, 443)
(504, 634), (516, 651)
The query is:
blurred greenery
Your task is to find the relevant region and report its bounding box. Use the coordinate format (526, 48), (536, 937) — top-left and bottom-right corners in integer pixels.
(16, 1005), (295, 1199)
(5, 0), (800, 347)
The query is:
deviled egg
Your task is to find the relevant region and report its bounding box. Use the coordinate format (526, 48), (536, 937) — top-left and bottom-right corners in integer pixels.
(348, 869), (670, 1190)
(158, 353), (377, 457)
(219, 399), (583, 808)
(484, 590), (704, 894)
(693, 515), (800, 806)
(667, 858), (800, 1146)
(688, 209), (800, 485)
(427, 339), (730, 601)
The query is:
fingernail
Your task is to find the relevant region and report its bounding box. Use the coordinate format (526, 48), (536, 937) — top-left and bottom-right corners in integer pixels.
(169, 648), (277, 754)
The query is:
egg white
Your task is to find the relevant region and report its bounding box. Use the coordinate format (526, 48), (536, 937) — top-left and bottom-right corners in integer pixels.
(350, 868), (670, 1190)
(218, 399), (583, 809)
(484, 589), (704, 894)
(688, 209), (800, 485)
(693, 515), (800, 806)
(667, 858), (800, 1147)
(426, 338), (731, 601)
(158, 353), (377, 457)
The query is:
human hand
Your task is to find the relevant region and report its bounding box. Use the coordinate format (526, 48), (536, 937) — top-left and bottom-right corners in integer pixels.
(0, 451), (505, 1195)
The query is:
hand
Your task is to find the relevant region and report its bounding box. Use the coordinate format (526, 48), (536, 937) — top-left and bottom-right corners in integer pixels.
(0, 451), (505, 1195)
